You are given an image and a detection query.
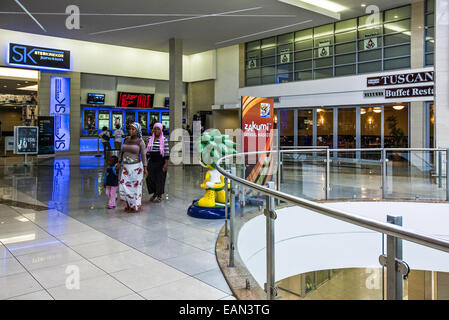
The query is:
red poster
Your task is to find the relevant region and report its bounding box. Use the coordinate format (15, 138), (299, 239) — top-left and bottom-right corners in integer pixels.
(241, 96), (274, 184)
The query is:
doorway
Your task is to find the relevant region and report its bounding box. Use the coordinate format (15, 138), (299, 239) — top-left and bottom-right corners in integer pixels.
(0, 67), (39, 156)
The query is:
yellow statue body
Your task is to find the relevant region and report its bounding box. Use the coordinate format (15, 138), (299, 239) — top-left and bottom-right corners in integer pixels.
(198, 164), (226, 207)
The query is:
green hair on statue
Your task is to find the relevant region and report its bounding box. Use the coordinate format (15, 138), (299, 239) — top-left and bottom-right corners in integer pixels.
(195, 129), (236, 208)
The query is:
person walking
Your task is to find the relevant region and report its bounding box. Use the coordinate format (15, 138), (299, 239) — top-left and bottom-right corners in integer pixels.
(99, 126), (112, 159)
(116, 122), (148, 212)
(104, 156), (119, 209)
(113, 124), (124, 150)
(146, 122), (169, 203)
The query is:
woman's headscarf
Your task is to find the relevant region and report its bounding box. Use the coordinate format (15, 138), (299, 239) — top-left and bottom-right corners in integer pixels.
(130, 122), (142, 138)
(147, 122), (165, 155)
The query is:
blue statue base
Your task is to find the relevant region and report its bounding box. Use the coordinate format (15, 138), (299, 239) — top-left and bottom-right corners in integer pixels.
(187, 200), (237, 219)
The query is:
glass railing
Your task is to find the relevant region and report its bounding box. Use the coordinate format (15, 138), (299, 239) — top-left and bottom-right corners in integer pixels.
(217, 148), (449, 300)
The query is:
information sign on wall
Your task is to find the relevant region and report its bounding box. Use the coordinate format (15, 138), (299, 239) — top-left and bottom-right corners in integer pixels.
(318, 41), (330, 58)
(279, 49), (291, 64)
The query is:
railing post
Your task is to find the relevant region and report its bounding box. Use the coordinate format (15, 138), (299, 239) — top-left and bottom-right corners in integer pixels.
(224, 170), (231, 237)
(276, 149), (281, 205)
(265, 181), (277, 300)
(378, 215), (410, 300)
(382, 149), (387, 199)
(438, 150), (443, 188)
(228, 166), (236, 268)
(326, 149), (330, 200)
(446, 149), (449, 201)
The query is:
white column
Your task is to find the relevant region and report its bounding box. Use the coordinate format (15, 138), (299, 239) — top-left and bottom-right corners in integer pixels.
(169, 38), (183, 134)
(435, 0), (449, 148)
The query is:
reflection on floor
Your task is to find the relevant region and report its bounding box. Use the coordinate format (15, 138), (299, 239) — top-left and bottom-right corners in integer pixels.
(0, 155), (235, 300)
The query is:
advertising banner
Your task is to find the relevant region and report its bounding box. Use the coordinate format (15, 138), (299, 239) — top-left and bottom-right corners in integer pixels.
(38, 116), (55, 155)
(241, 96), (275, 185)
(14, 126), (38, 154)
(50, 77), (71, 152)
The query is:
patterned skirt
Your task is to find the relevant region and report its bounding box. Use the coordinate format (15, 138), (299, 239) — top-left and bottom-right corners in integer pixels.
(119, 162), (143, 211)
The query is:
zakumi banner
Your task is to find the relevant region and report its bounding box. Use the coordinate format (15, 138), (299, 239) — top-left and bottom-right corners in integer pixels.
(241, 96), (275, 187)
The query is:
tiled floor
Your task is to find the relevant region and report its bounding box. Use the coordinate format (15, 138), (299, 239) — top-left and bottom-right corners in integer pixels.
(1, 154), (442, 300)
(0, 155), (235, 300)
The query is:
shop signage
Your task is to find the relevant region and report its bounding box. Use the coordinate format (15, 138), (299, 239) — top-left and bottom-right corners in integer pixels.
(8, 43), (70, 71)
(50, 77), (71, 152)
(385, 85), (434, 99)
(38, 116), (55, 155)
(364, 90), (384, 98)
(367, 71), (434, 87)
(14, 126), (38, 154)
(117, 92), (154, 108)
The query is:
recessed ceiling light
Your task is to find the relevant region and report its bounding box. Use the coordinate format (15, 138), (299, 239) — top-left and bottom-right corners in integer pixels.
(278, 0), (346, 19)
(17, 84), (38, 92)
(373, 107), (382, 113)
(393, 105), (405, 110)
(300, 0), (347, 12)
(361, 4), (367, 7)
(394, 15), (398, 18)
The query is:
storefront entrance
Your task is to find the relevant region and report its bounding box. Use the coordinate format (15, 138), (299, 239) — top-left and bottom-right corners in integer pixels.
(277, 103), (412, 153)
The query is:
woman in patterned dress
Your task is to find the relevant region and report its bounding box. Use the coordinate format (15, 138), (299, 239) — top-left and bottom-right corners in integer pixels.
(116, 122), (148, 212)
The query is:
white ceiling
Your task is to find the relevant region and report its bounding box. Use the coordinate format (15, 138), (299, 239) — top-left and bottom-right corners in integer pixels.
(0, 0), (418, 54)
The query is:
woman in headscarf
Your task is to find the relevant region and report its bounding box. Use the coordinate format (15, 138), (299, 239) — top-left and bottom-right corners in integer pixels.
(116, 122), (148, 212)
(146, 122), (169, 203)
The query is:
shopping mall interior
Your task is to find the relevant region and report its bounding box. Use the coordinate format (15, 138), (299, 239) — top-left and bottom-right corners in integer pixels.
(0, 0), (448, 303)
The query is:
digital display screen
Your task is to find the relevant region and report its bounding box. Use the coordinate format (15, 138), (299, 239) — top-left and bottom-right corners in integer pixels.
(87, 93), (105, 105)
(117, 92), (154, 109)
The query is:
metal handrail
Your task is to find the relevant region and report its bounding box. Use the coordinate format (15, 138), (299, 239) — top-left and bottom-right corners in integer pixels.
(217, 148), (449, 254)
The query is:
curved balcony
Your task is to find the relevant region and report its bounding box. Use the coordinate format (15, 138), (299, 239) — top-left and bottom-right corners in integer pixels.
(215, 148), (449, 300)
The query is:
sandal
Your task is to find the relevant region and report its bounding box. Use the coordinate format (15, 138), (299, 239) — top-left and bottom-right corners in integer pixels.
(150, 194), (157, 202)
(154, 196), (162, 203)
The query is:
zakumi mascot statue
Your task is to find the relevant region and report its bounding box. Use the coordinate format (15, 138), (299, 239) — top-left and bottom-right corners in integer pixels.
(187, 129), (237, 219)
